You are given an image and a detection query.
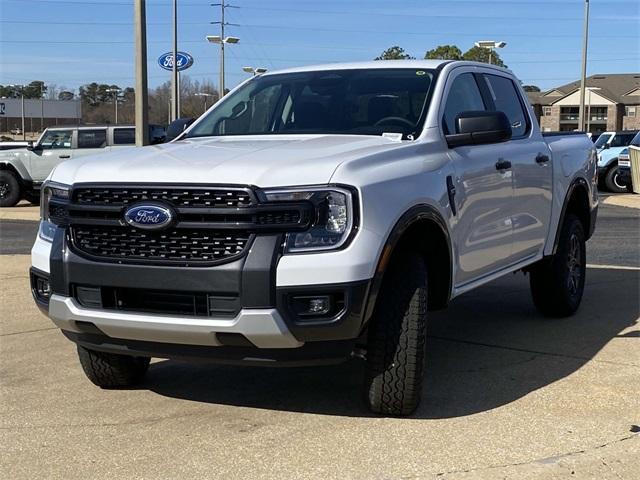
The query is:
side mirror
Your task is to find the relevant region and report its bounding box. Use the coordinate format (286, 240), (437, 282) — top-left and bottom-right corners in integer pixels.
(26, 141), (34, 150)
(446, 111), (512, 148)
(602, 143), (610, 150)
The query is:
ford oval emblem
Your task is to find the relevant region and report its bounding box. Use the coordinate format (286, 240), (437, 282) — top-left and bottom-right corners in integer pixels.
(124, 204), (174, 230)
(158, 52), (194, 72)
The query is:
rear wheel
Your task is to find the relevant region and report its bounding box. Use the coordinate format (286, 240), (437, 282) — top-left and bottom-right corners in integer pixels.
(529, 214), (586, 317)
(364, 251), (428, 416)
(77, 345), (150, 388)
(604, 164), (627, 193)
(0, 171), (21, 207)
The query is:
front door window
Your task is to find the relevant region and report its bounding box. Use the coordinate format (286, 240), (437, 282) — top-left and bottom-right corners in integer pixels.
(39, 130), (72, 149)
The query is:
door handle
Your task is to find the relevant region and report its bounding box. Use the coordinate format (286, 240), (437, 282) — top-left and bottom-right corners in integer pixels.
(58, 155), (71, 159)
(495, 159), (512, 171)
(535, 153), (550, 164)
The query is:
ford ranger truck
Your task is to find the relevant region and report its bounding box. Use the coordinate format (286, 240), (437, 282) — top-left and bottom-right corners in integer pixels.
(30, 61), (598, 415)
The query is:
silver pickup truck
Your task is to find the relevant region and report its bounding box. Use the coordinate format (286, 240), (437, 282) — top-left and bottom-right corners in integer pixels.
(31, 61), (597, 415)
(0, 125), (165, 207)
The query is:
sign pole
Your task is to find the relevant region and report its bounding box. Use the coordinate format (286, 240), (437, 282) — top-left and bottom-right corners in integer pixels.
(171, 0), (179, 121)
(134, 0), (149, 146)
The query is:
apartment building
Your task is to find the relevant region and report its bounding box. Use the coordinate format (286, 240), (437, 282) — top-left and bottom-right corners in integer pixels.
(527, 73), (640, 134)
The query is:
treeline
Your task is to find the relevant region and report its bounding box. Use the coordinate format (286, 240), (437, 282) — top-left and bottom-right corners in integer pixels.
(0, 78), (219, 126)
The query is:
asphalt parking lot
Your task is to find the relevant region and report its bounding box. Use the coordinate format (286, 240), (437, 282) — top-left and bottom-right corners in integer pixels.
(1, 197), (638, 479)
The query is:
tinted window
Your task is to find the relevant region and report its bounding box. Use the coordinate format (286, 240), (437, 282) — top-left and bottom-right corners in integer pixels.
(187, 69), (435, 139)
(443, 73), (486, 134)
(78, 129), (107, 149)
(610, 133), (637, 147)
(594, 133), (611, 148)
(484, 74), (529, 137)
(39, 130), (72, 149)
(113, 128), (135, 145)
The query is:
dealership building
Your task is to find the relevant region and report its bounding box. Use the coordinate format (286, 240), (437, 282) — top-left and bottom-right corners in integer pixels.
(0, 98), (82, 134)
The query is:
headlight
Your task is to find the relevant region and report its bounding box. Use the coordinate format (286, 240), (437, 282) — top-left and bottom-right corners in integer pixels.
(39, 182), (70, 242)
(262, 186), (357, 253)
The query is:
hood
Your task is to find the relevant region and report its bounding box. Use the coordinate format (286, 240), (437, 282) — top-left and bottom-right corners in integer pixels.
(51, 135), (407, 187)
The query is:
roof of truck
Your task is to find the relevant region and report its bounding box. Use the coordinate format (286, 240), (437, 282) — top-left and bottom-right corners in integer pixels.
(264, 60), (511, 76)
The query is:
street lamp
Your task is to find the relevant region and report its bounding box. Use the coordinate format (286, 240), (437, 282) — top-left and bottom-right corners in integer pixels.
(242, 66), (267, 76)
(40, 83), (46, 133)
(194, 92), (215, 113)
(474, 40), (507, 65)
(206, 35), (240, 98)
(106, 88), (121, 124)
(9, 84), (26, 141)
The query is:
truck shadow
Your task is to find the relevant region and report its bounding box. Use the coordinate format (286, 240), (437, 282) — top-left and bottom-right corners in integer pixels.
(144, 268), (639, 418)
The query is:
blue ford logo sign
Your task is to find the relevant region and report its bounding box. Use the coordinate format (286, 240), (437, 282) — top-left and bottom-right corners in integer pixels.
(124, 204), (173, 230)
(158, 52), (194, 72)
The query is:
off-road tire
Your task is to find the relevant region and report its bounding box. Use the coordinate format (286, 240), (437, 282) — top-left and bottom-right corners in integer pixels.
(364, 251), (428, 416)
(77, 345), (150, 388)
(604, 164), (627, 193)
(0, 170), (21, 207)
(529, 214), (586, 317)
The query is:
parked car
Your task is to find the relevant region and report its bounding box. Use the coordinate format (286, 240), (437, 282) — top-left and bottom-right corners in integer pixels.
(0, 141), (30, 151)
(31, 61), (597, 415)
(616, 135), (640, 191)
(0, 124), (165, 207)
(595, 130), (638, 192)
(165, 117), (195, 142)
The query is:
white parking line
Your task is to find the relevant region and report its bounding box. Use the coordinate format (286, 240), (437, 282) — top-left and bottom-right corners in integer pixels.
(586, 264), (640, 271)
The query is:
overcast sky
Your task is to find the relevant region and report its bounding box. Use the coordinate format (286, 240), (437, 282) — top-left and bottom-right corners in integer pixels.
(1, 0), (638, 93)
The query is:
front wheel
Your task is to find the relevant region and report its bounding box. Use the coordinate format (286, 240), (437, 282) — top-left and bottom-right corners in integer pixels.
(604, 165), (628, 193)
(364, 251), (428, 416)
(77, 345), (150, 388)
(529, 214), (586, 317)
(0, 171), (21, 207)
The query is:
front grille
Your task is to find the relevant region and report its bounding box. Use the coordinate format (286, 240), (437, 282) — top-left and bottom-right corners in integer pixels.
(71, 226), (251, 263)
(62, 184), (311, 266)
(75, 285), (240, 317)
(74, 187), (255, 208)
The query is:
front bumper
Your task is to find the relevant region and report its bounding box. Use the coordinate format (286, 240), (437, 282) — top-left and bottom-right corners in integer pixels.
(48, 294), (302, 348)
(31, 225), (374, 363)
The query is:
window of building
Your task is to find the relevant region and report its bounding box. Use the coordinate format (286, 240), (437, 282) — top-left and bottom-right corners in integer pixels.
(625, 106), (637, 117)
(543, 106), (552, 116)
(77, 129), (107, 149)
(113, 128), (135, 145)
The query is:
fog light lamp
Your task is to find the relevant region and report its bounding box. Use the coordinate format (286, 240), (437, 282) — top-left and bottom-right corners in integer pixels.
(36, 277), (51, 299)
(293, 295), (332, 317)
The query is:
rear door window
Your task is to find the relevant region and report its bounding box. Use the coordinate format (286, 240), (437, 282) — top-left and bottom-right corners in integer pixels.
(78, 129), (107, 149)
(610, 133), (636, 147)
(483, 74), (530, 138)
(113, 128), (135, 145)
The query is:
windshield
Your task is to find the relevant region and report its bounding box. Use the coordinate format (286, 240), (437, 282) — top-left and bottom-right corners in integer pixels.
(631, 132), (640, 147)
(186, 68), (436, 140)
(594, 133), (612, 148)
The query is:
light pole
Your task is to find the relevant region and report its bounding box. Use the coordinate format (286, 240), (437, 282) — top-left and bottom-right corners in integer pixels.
(206, 35), (239, 98)
(474, 40), (507, 65)
(134, 0), (149, 146)
(242, 66), (267, 76)
(40, 83), (46, 132)
(194, 92), (215, 113)
(578, 0), (590, 132)
(106, 88), (121, 124)
(9, 84), (26, 141)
